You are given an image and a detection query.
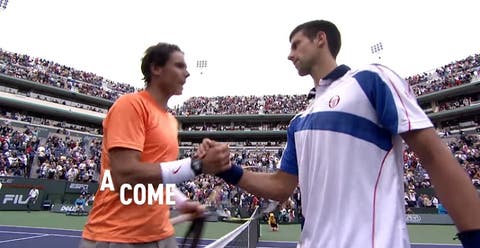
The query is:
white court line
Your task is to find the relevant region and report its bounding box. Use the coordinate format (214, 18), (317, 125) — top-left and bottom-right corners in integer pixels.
(0, 234), (49, 244)
(0, 225), (81, 232)
(0, 230), (213, 243)
(257, 240), (297, 243)
(257, 240), (461, 246)
(413, 245), (461, 247)
(0, 230), (80, 238)
(0, 226), (461, 246)
(0, 225), (215, 240)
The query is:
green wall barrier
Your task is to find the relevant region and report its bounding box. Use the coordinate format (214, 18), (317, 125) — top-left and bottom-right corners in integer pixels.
(64, 182), (98, 194)
(0, 177), (98, 210)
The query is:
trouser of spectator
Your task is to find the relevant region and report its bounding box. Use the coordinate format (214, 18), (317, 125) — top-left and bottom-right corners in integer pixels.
(79, 236), (178, 248)
(300, 214), (305, 231)
(279, 213), (289, 223)
(27, 198), (35, 212)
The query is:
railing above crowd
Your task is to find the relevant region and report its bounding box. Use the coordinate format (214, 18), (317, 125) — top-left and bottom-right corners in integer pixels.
(1, 48), (479, 116)
(0, 85), (109, 114)
(0, 48), (138, 101)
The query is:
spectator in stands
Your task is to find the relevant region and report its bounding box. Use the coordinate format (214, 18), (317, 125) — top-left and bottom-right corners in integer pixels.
(407, 190), (417, 207)
(431, 194), (439, 208)
(406, 207), (415, 214)
(416, 193), (424, 207)
(80, 185), (88, 196)
(278, 207), (288, 223)
(80, 42), (231, 248)
(222, 208), (231, 218)
(422, 194), (433, 208)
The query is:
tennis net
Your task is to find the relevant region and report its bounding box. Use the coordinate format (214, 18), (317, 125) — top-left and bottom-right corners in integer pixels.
(205, 206), (260, 248)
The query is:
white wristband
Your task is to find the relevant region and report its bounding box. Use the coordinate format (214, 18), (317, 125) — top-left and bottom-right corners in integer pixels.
(160, 158), (196, 184)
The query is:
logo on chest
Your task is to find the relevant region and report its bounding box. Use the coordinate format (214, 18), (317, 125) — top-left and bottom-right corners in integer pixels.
(328, 95), (340, 108)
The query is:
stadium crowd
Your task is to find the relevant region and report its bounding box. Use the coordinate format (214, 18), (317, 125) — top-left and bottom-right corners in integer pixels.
(0, 48), (136, 101)
(2, 115), (480, 215)
(437, 96), (477, 112)
(170, 54), (480, 116)
(406, 54), (480, 97)
(171, 94), (310, 116)
(1, 48), (480, 216)
(1, 110), (480, 215)
(1, 48), (479, 117)
(36, 134), (100, 182)
(0, 123), (38, 177)
(0, 121), (100, 182)
(403, 133), (480, 212)
(181, 123), (289, 131)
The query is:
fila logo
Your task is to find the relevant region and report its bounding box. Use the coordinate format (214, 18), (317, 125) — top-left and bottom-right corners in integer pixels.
(329, 95), (340, 108)
(173, 166), (181, 174)
(2, 194), (29, 205)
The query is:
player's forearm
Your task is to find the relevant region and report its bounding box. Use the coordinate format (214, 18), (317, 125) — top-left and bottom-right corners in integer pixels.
(112, 161), (163, 186)
(422, 150), (480, 231)
(112, 158), (194, 187)
(237, 170), (295, 203)
(403, 128), (480, 231)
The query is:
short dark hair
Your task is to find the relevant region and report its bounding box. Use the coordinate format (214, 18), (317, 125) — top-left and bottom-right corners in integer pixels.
(140, 43), (183, 86)
(289, 20), (341, 59)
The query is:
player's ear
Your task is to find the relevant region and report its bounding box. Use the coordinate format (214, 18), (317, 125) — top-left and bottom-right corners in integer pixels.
(315, 31), (327, 48)
(150, 64), (163, 77)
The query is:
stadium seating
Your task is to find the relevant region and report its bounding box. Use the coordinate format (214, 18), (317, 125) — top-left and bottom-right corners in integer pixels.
(1, 48), (480, 215)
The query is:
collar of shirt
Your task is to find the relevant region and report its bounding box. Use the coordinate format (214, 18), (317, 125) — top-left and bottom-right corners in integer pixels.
(307, 64), (351, 100)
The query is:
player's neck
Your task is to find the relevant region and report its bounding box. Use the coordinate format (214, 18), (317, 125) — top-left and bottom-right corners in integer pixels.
(145, 86), (170, 111)
(311, 58), (338, 86)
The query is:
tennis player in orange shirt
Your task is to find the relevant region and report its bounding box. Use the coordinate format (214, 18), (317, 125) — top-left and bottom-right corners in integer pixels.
(80, 43), (231, 248)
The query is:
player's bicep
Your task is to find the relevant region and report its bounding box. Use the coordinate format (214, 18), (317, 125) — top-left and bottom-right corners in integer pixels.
(279, 126), (298, 175)
(400, 127), (451, 170)
(273, 170), (298, 196)
(108, 147), (142, 185)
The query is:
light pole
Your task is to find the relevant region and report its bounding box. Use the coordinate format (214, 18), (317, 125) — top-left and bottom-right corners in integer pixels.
(196, 60), (208, 75)
(0, 0), (9, 10)
(370, 42), (384, 61)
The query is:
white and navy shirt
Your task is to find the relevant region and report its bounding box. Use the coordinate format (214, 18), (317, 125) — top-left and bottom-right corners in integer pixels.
(280, 64), (433, 248)
(28, 188), (39, 199)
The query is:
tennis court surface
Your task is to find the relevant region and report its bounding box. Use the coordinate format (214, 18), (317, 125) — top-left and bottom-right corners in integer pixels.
(0, 225), (462, 248)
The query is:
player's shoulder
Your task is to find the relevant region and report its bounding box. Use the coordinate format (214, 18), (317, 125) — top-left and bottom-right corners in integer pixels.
(110, 91), (148, 112)
(351, 63), (406, 84)
(115, 91), (146, 104)
(290, 111), (304, 123)
(350, 63), (392, 76)
(166, 112), (179, 127)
